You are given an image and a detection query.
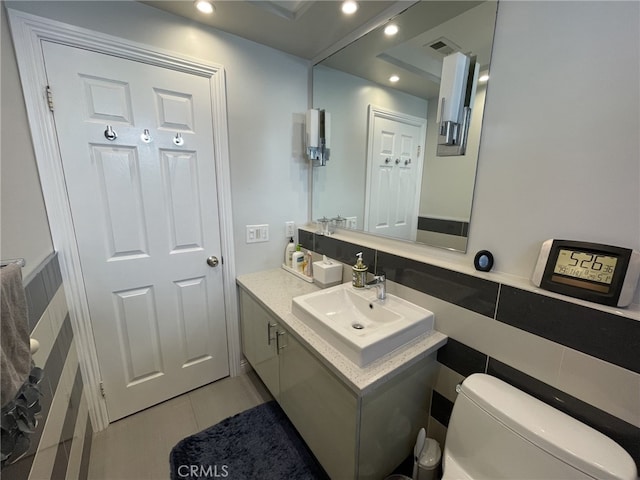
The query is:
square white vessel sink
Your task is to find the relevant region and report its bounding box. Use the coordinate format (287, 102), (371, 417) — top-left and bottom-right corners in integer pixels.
(291, 282), (434, 366)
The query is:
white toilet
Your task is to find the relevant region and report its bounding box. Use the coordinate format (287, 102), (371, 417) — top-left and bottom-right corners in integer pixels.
(442, 374), (637, 480)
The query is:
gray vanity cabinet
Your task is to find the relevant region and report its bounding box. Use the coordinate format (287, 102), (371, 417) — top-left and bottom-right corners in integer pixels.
(239, 289), (280, 400)
(239, 287), (435, 480)
(278, 327), (358, 478)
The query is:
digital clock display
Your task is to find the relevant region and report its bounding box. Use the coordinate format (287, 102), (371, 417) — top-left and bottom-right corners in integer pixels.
(533, 239), (639, 307)
(553, 249), (618, 285)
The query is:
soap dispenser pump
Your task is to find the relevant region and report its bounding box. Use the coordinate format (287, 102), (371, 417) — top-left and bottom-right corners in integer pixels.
(352, 252), (368, 288)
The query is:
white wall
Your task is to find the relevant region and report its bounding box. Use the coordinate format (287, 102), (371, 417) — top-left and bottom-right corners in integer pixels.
(469, 0), (639, 292)
(1, 6), (53, 279)
(2, 0), (309, 276)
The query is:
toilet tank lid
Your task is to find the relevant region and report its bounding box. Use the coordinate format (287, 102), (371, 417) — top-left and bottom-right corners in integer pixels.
(460, 374), (637, 480)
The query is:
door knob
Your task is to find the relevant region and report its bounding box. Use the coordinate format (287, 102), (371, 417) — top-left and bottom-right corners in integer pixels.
(206, 256), (219, 267)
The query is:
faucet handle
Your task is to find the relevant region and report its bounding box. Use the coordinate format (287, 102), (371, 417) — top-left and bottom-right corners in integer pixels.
(366, 272), (387, 300)
(367, 272), (386, 284)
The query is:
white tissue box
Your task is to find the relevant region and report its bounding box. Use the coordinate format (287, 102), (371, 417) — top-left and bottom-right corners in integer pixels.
(312, 259), (343, 287)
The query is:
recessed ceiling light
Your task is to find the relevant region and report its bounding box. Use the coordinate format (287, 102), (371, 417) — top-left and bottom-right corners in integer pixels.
(479, 74), (490, 83)
(342, 1), (358, 15)
(389, 75), (400, 83)
(384, 24), (399, 36)
(195, 0), (214, 14)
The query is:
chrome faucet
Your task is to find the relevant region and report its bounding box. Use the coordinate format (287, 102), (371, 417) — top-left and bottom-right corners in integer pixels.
(365, 273), (386, 300)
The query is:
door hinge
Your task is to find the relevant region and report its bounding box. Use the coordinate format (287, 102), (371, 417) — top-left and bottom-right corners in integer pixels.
(46, 85), (54, 112)
(99, 381), (106, 398)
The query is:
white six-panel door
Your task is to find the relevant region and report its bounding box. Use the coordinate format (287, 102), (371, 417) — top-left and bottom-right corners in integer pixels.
(42, 41), (229, 421)
(365, 108), (426, 242)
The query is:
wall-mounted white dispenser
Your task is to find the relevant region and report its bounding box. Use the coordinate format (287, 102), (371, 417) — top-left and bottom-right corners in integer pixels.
(306, 108), (331, 166)
(436, 52), (479, 156)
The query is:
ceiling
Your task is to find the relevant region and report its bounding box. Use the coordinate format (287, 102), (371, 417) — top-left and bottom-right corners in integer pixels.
(141, 0), (408, 60)
(319, 0), (496, 99)
(140, 1), (497, 100)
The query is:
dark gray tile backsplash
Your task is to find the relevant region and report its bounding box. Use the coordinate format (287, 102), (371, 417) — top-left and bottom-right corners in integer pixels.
(377, 251), (499, 317)
(298, 229), (314, 252)
(430, 390), (454, 428)
(301, 229), (639, 470)
(24, 252), (63, 331)
(497, 286), (640, 374)
(42, 255), (62, 301)
(417, 217), (469, 237)
(312, 234), (376, 269)
(25, 273), (49, 331)
(437, 338), (487, 378)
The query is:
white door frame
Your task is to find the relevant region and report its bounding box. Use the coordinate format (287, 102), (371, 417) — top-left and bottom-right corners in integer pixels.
(8, 9), (241, 431)
(364, 104), (427, 238)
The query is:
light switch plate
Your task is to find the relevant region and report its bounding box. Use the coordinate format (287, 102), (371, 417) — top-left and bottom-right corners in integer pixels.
(246, 224), (269, 243)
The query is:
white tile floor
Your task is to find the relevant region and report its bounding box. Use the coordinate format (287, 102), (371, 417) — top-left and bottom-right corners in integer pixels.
(88, 372), (273, 480)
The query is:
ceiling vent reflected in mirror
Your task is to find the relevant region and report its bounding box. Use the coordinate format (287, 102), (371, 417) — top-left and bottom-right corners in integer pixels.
(425, 37), (461, 57)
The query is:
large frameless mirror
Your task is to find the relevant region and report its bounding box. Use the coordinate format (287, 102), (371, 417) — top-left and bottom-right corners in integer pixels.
(312, 1), (498, 252)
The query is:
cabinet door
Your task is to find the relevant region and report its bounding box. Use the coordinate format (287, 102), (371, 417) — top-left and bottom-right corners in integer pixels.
(239, 289), (280, 399)
(358, 356), (436, 479)
(279, 330), (358, 479)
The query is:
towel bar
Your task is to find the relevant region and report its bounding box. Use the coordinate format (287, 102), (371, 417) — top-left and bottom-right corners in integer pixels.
(0, 258), (26, 268)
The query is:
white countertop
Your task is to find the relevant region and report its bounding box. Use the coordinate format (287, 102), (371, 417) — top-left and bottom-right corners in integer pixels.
(237, 268), (448, 396)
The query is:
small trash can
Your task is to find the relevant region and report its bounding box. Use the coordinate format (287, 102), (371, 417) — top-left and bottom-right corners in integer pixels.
(415, 438), (441, 480)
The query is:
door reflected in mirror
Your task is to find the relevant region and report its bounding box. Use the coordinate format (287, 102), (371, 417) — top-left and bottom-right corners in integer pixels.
(312, 1), (498, 252)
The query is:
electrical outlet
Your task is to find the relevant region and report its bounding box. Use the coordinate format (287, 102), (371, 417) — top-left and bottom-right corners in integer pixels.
(346, 217), (357, 229)
(246, 224), (269, 243)
(285, 221), (295, 237)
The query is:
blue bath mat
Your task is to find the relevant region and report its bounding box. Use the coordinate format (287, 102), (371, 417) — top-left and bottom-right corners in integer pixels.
(169, 401), (328, 480)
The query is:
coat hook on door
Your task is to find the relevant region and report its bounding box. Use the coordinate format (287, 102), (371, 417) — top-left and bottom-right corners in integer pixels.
(104, 125), (117, 141)
(141, 129), (152, 143)
(173, 133), (184, 146)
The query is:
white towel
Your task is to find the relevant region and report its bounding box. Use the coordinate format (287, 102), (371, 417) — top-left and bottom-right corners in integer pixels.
(1, 263), (31, 407)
